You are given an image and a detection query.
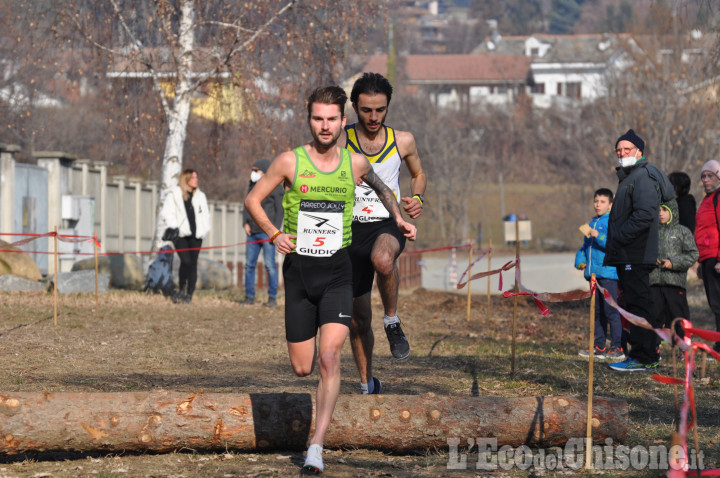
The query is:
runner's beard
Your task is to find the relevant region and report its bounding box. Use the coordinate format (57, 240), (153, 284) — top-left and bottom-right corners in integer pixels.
(359, 116), (383, 134)
(312, 128), (341, 149)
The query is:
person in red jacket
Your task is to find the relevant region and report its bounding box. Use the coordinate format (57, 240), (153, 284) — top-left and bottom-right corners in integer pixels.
(694, 159), (720, 353)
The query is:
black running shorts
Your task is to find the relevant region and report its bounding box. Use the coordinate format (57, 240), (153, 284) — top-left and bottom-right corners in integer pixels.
(348, 218), (406, 298)
(282, 248), (353, 343)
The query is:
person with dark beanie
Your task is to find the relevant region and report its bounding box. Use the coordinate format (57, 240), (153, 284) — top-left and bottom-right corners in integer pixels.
(604, 129), (675, 372)
(694, 160), (720, 353)
(668, 171), (697, 232)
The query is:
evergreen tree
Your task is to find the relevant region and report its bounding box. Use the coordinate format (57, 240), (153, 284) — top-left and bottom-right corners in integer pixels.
(549, 0), (580, 34)
(604, 1), (634, 33)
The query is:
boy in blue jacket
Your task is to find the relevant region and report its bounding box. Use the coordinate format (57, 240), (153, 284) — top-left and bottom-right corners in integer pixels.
(575, 188), (624, 360)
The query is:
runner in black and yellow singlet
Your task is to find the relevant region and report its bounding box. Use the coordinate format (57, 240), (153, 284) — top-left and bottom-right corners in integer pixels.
(344, 72), (427, 396)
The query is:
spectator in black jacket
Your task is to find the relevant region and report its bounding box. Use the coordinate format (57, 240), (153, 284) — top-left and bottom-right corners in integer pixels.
(241, 159), (284, 307)
(605, 129), (675, 372)
(668, 171), (696, 233)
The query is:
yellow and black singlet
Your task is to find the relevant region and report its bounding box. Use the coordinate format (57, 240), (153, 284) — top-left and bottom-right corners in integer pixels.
(345, 124), (402, 223)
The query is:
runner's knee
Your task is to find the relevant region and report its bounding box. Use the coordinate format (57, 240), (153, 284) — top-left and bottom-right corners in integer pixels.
(372, 255), (396, 277)
(291, 360), (314, 377)
(317, 349), (341, 375)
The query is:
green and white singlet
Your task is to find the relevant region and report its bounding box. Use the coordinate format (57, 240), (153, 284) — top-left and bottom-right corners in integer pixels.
(282, 146), (355, 256)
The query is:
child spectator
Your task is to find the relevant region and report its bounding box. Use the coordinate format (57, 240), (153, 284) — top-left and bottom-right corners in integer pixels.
(651, 199), (698, 340)
(668, 171), (696, 233)
(575, 188), (624, 360)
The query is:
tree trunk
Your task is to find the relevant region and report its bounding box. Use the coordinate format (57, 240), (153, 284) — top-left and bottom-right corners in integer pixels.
(152, 0), (195, 252)
(0, 392), (627, 454)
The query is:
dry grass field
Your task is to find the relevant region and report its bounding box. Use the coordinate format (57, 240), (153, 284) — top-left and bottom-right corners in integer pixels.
(0, 279), (718, 477)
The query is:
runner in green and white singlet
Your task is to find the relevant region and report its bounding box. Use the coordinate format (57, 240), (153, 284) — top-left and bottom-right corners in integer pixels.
(282, 145), (354, 256)
(245, 86), (416, 475)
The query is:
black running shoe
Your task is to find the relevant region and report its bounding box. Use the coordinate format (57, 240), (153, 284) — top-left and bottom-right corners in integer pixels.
(385, 321), (410, 360)
(370, 377), (382, 394)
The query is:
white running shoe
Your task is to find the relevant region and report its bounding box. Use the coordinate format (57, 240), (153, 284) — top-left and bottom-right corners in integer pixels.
(303, 443), (323, 474)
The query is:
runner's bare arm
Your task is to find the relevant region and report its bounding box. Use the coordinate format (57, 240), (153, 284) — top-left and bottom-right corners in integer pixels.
(245, 152), (297, 254)
(353, 154), (417, 241)
(397, 131), (426, 219)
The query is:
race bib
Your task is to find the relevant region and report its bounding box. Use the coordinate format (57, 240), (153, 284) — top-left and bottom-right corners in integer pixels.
(296, 199), (344, 256)
(353, 182), (391, 222)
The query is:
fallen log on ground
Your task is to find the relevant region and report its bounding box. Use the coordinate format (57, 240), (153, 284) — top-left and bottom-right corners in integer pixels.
(0, 392), (627, 454)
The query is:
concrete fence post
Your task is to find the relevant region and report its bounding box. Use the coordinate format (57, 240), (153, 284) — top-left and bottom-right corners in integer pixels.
(36, 151), (78, 276)
(112, 175), (126, 253)
(218, 201), (227, 265)
(146, 180), (158, 248)
(0, 143), (20, 235)
(76, 159), (91, 196)
(129, 179), (143, 257)
(93, 161), (108, 251)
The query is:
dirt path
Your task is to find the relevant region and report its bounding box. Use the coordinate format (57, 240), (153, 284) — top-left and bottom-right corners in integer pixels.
(0, 282), (718, 477)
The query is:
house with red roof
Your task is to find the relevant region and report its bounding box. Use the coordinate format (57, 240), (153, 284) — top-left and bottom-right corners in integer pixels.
(357, 53), (532, 111)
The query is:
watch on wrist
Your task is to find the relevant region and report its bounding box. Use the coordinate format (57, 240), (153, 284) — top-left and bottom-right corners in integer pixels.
(413, 193), (425, 206)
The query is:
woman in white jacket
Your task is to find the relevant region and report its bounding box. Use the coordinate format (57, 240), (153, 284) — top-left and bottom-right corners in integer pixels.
(162, 169), (210, 303)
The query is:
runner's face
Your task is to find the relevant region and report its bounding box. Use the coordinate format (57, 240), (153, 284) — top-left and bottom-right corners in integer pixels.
(308, 103), (345, 148)
(354, 92), (388, 134)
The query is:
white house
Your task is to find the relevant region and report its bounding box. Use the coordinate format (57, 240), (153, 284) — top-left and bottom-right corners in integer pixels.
(473, 33), (637, 108)
(472, 30), (713, 109)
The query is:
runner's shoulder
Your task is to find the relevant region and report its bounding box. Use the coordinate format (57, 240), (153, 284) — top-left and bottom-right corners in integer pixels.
(394, 129), (417, 153)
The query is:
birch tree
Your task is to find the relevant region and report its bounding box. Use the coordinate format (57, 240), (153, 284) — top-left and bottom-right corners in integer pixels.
(57, 0), (378, 249)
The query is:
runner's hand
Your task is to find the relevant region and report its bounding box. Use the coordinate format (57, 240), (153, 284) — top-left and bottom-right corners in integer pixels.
(396, 218), (417, 241)
(274, 233), (297, 254)
(401, 196), (423, 219)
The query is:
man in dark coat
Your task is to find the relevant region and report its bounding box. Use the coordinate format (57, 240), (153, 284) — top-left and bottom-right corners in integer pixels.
(605, 129), (675, 371)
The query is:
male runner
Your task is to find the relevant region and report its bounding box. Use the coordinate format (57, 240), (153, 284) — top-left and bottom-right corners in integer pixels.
(245, 85), (416, 474)
(344, 72), (426, 395)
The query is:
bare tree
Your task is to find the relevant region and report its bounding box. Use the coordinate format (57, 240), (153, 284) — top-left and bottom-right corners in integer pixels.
(584, 32), (720, 178)
(395, 96), (487, 244)
(46, 0), (380, 249)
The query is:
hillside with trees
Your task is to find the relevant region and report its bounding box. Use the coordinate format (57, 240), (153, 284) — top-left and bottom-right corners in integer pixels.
(0, 0), (719, 249)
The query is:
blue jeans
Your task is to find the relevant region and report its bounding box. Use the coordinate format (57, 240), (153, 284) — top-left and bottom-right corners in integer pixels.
(594, 278), (621, 349)
(245, 233), (278, 299)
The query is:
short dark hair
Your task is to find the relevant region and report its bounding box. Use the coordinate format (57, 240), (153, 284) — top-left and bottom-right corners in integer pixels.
(350, 72), (393, 105)
(594, 188), (614, 203)
(669, 171), (691, 196)
(307, 86), (347, 117)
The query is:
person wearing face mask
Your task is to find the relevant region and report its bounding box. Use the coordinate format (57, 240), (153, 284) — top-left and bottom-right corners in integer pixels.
(694, 160), (720, 353)
(241, 159), (284, 307)
(604, 129), (675, 372)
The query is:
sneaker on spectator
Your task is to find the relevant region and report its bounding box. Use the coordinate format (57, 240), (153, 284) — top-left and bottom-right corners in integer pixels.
(239, 297), (255, 305)
(578, 346), (606, 360)
(608, 357), (657, 372)
(303, 444), (323, 474)
(605, 347), (626, 361)
(385, 321), (410, 360)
